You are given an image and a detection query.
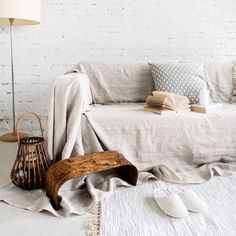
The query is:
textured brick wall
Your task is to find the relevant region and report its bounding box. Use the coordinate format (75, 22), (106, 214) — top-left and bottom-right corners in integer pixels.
(0, 0), (236, 130)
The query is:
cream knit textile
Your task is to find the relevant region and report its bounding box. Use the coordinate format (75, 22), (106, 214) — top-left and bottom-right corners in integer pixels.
(100, 176), (236, 236)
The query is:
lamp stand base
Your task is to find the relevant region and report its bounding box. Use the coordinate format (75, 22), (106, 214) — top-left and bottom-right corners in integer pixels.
(0, 132), (28, 142)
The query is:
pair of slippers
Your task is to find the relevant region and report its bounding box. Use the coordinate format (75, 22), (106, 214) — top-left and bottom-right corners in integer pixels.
(154, 187), (207, 218)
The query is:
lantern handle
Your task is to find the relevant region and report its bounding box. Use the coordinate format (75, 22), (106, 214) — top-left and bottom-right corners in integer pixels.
(16, 112), (44, 143)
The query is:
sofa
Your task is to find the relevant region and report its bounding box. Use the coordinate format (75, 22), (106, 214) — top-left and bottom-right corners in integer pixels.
(48, 60), (236, 183)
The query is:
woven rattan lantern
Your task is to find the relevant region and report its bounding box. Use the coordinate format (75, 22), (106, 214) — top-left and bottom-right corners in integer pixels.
(10, 112), (51, 190)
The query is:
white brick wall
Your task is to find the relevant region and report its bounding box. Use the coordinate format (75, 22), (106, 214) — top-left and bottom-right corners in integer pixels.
(1, 0), (236, 130)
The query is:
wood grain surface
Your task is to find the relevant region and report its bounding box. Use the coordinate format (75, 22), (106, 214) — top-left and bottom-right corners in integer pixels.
(45, 151), (138, 210)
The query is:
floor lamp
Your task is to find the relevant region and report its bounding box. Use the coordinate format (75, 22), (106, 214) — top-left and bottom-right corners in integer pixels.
(0, 0), (41, 142)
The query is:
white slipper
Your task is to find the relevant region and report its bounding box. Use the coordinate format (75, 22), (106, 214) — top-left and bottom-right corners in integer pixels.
(168, 187), (207, 213)
(153, 189), (189, 218)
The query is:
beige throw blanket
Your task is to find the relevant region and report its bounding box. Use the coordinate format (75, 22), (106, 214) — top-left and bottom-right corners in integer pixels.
(47, 73), (92, 160)
(0, 72), (236, 217)
(47, 72), (236, 211)
(47, 72), (236, 182)
(81, 103), (236, 183)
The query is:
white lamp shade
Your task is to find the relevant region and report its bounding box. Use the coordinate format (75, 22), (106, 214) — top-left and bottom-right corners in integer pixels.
(0, 0), (40, 25)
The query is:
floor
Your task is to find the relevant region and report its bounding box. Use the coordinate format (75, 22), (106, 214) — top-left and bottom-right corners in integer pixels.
(0, 136), (90, 236)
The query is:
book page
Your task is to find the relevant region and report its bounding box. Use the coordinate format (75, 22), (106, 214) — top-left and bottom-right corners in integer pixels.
(146, 96), (175, 110)
(173, 94), (190, 110)
(152, 91), (176, 109)
(144, 105), (177, 115)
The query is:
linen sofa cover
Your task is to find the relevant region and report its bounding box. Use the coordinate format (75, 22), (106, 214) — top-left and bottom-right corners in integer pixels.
(67, 60), (235, 104)
(81, 103), (236, 179)
(204, 60), (234, 103)
(1, 59), (235, 218)
(2, 61), (235, 218)
(67, 61), (155, 104)
(48, 60), (236, 182)
(47, 73), (92, 160)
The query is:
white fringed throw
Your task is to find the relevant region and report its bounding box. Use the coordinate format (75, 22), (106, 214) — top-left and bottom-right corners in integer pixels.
(100, 176), (236, 236)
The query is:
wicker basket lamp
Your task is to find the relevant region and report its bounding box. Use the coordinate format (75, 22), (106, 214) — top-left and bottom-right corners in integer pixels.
(10, 112), (51, 190)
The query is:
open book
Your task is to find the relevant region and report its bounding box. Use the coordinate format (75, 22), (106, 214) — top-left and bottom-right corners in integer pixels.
(145, 91), (190, 115)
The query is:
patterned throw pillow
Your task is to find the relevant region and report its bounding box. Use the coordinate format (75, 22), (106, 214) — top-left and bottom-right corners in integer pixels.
(148, 62), (206, 104)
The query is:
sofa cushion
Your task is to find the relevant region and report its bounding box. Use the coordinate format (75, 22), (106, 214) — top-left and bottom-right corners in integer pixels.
(148, 62), (206, 104)
(74, 61), (155, 104)
(82, 103), (236, 171)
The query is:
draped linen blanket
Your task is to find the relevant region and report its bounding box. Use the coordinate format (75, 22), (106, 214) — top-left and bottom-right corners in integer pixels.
(81, 103), (236, 183)
(47, 72), (92, 160)
(1, 71), (236, 217)
(46, 72), (236, 211)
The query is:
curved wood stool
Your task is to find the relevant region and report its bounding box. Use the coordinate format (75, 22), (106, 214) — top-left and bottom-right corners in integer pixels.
(45, 151), (138, 210)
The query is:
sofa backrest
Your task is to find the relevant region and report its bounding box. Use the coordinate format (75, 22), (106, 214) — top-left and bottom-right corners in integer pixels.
(204, 60), (234, 103)
(75, 61), (155, 104)
(73, 60), (234, 104)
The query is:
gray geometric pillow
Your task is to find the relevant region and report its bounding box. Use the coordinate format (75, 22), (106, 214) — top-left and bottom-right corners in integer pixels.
(148, 62), (206, 104)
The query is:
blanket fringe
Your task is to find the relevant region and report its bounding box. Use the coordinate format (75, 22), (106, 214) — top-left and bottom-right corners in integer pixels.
(82, 201), (101, 236)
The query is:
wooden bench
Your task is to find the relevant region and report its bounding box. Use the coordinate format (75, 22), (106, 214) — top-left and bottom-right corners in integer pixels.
(45, 151), (138, 210)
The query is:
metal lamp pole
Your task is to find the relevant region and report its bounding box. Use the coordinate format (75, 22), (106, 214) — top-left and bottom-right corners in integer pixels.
(0, 18), (28, 142)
